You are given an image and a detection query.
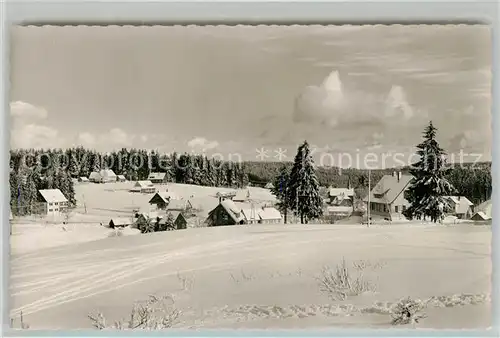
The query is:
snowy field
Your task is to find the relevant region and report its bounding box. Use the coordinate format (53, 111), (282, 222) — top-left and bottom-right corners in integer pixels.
(9, 182), (492, 330)
(10, 222), (491, 330)
(10, 182), (277, 255)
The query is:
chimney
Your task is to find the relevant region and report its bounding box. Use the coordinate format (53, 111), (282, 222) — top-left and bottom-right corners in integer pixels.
(393, 171), (397, 178)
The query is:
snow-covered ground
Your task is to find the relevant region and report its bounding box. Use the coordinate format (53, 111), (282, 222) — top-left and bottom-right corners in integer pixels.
(10, 182), (276, 255)
(9, 182), (491, 330)
(10, 222), (491, 330)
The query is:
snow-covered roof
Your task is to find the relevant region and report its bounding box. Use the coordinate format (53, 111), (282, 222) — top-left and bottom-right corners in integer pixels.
(329, 188), (354, 197)
(117, 175), (126, 179)
(471, 211), (490, 221)
(38, 189), (68, 203)
(258, 207), (282, 220)
(79, 177), (89, 181)
(148, 172), (166, 180)
(167, 199), (191, 210)
(364, 174), (413, 204)
(100, 169), (116, 178)
(265, 182), (274, 189)
(220, 199), (245, 223)
(135, 180), (155, 188)
(241, 208), (258, 221)
(327, 206), (353, 215)
(89, 172), (101, 179)
(109, 218), (132, 226)
(233, 189), (250, 202)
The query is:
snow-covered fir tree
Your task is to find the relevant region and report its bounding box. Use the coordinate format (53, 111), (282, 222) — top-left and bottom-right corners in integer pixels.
(404, 121), (456, 223)
(288, 141), (323, 224)
(271, 164), (291, 224)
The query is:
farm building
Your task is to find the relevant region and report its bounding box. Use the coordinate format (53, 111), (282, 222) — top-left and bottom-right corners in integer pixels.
(36, 189), (69, 217)
(133, 212), (162, 231)
(233, 189), (251, 202)
(470, 199), (492, 221)
(131, 180), (156, 194)
(443, 196), (474, 219)
(328, 188), (355, 206)
(241, 206), (259, 224)
(88, 169), (117, 183)
(148, 172), (168, 184)
(258, 207), (282, 224)
(265, 182), (274, 189)
(166, 199), (193, 212)
(117, 175), (127, 182)
(326, 206), (354, 220)
(149, 191), (179, 210)
(88, 171), (101, 183)
(109, 217), (133, 229)
(78, 177), (89, 183)
(363, 172), (413, 221)
(206, 199), (245, 227)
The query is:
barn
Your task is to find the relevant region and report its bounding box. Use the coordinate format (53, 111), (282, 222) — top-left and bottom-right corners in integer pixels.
(206, 199), (245, 227)
(149, 191), (179, 210)
(148, 172), (168, 184)
(130, 180), (156, 194)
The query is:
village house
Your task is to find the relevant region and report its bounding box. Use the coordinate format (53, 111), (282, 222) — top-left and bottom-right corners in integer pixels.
(117, 175), (127, 182)
(78, 177), (89, 183)
(149, 191), (179, 209)
(109, 217), (133, 229)
(233, 189), (251, 203)
(206, 199), (245, 227)
(148, 172), (168, 184)
(257, 206), (282, 224)
(443, 196), (474, 219)
(130, 180), (156, 194)
(326, 187), (355, 219)
(36, 189), (69, 217)
(88, 169), (117, 183)
(166, 199), (193, 212)
(364, 172), (413, 221)
(471, 199), (492, 221)
(241, 205), (259, 224)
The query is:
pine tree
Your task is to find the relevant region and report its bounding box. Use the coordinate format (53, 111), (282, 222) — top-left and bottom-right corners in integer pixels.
(288, 141), (323, 224)
(271, 164), (291, 224)
(404, 121), (456, 222)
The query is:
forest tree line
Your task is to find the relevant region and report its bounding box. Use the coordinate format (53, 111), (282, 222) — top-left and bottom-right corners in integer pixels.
(9, 147), (492, 216)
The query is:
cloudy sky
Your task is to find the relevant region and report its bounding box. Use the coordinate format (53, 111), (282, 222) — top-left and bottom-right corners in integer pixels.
(10, 25), (492, 167)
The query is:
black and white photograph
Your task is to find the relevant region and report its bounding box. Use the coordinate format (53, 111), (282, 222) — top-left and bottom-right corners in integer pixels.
(8, 24), (492, 330)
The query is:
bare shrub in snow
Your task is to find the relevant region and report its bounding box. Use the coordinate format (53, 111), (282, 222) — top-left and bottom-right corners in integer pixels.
(11, 311), (30, 329)
(318, 257), (376, 300)
(107, 228), (124, 237)
(88, 294), (181, 330)
(176, 272), (194, 291)
(390, 297), (426, 325)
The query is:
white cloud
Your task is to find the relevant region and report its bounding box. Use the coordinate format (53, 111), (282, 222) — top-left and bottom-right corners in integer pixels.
(187, 137), (219, 151)
(99, 128), (135, 149)
(10, 101), (64, 149)
(77, 132), (96, 148)
(10, 101), (48, 120)
(11, 123), (63, 149)
(384, 85), (414, 119)
(140, 135), (148, 143)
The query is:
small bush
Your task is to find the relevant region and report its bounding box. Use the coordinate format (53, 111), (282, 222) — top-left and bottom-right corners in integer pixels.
(390, 297), (426, 325)
(88, 294), (181, 330)
(318, 257), (376, 300)
(11, 311), (30, 329)
(108, 228), (124, 237)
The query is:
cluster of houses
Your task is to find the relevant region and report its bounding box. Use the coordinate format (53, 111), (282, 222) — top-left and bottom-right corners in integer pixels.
(362, 171), (490, 222)
(17, 169), (491, 229)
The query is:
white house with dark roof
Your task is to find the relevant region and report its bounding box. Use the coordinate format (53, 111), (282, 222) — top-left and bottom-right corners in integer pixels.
(257, 207), (282, 224)
(363, 172), (413, 220)
(37, 189), (69, 217)
(148, 172), (168, 184)
(131, 180), (156, 194)
(443, 196), (474, 219)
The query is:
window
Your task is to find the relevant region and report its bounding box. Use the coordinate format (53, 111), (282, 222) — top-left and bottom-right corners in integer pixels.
(49, 209), (53, 212)
(403, 205), (407, 212)
(395, 206), (399, 213)
(49, 202), (53, 206)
